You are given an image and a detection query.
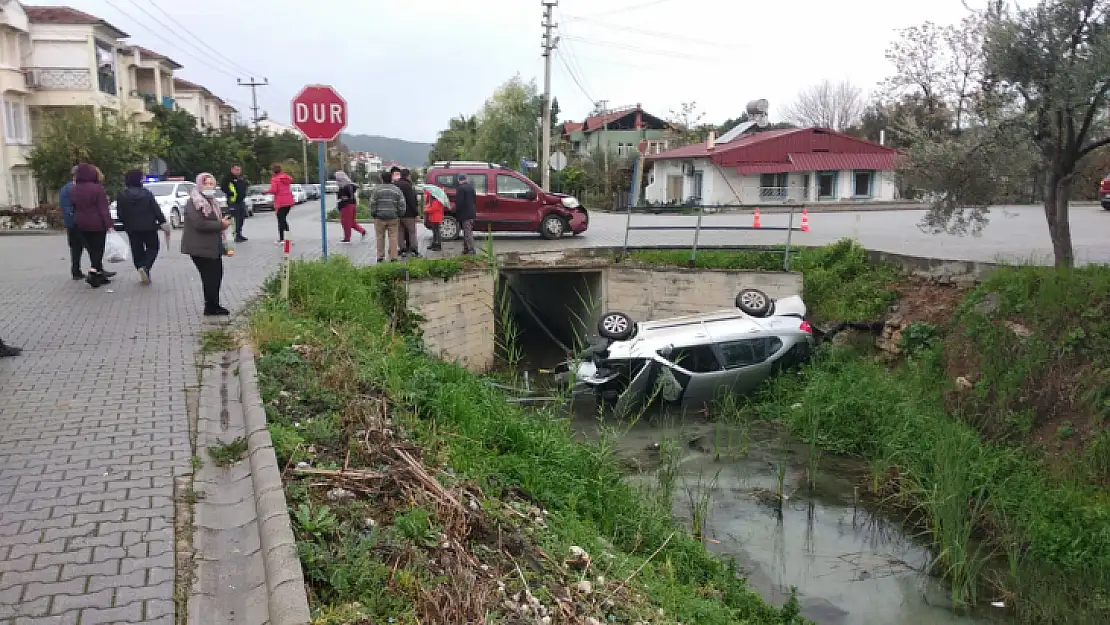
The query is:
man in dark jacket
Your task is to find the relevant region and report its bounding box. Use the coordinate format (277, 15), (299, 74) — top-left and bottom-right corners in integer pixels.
(59, 166), (85, 279)
(221, 164), (250, 243)
(116, 168), (168, 284)
(454, 173), (477, 255)
(394, 168), (419, 257)
(369, 170), (406, 262)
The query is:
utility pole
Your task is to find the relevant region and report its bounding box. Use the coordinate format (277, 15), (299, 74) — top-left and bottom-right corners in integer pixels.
(237, 77), (269, 130)
(540, 1), (558, 192)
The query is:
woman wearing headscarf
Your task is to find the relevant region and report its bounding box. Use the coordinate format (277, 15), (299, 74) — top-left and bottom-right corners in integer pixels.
(335, 171), (366, 242)
(181, 173), (231, 316)
(116, 169), (169, 284)
(70, 162), (114, 287)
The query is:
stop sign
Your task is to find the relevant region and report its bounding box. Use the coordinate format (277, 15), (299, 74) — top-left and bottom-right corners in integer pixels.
(291, 85), (347, 142)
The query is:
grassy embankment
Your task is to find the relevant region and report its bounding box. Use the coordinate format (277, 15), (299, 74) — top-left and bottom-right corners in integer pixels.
(635, 242), (1110, 623)
(324, 201), (371, 223)
(248, 256), (805, 624)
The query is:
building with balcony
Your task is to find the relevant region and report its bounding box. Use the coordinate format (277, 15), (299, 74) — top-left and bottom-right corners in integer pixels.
(118, 44), (178, 122)
(173, 77), (236, 130)
(0, 1), (35, 207)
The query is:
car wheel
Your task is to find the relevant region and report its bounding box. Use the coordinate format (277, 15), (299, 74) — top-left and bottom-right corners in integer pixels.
(170, 208), (182, 229)
(598, 311), (634, 341)
(440, 215), (461, 241)
(540, 214), (566, 240)
(736, 288), (772, 317)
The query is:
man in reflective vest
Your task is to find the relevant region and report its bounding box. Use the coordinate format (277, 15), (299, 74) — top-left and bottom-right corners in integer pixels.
(221, 164), (250, 243)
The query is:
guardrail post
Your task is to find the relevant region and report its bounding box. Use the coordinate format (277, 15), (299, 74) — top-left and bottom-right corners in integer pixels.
(689, 207), (704, 266)
(783, 204), (796, 271)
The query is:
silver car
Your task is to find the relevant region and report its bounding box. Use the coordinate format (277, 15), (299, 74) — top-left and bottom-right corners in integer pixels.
(563, 289), (814, 415)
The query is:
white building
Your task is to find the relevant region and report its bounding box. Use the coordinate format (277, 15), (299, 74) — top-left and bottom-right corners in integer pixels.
(173, 77), (236, 131)
(348, 151), (381, 176)
(255, 118), (302, 137)
(644, 127), (899, 206)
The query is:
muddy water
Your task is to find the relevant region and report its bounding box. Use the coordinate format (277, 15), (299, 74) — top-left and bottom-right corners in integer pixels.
(571, 410), (998, 625)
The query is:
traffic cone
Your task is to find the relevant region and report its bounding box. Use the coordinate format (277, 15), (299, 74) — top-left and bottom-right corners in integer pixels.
(800, 208), (810, 232)
(753, 207), (761, 229)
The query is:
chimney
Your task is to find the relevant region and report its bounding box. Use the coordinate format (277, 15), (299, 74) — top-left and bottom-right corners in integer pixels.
(706, 130), (716, 151)
(879, 129), (886, 146)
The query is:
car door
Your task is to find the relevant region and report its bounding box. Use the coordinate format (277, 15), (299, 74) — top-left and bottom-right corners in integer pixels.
(662, 344), (731, 405)
(493, 173), (540, 231)
(464, 173), (495, 230)
(715, 336), (784, 394)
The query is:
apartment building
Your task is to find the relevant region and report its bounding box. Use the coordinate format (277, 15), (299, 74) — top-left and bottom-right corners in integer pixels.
(173, 77), (238, 131)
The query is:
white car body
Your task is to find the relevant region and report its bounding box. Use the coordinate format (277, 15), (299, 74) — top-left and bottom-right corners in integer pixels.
(325, 181), (339, 194)
(290, 184), (307, 204)
(109, 181), (195, 230)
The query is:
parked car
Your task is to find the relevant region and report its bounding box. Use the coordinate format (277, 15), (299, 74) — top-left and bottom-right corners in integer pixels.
(325, 180), (339, 194)
(556, 289), (814, 415)
(1099, 175), (1110, 210)
(424, 161), (588, 240)
(109, 180), (195, 230)
(211, 189), (229, 212)
(245, 185), (274, 212)
(289, 184), (307, 204)
(304, 184), (320, 200)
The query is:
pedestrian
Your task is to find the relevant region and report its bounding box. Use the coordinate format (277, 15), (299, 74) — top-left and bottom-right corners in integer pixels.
(395, 167), (420, 257)
(423, 185), (448, 252)
(221, 163), (250, 243)
(335, 171), (366, 242)
(181, 173), (231, 316)
(0, 336), (20, 358)
(454, 172), (477, 255)
(268, 164), (295, 243)
(369, 170), (405, 263)
(116, 169), (170, 284)
(59, 166), (87, 280)
(70, 163), (115, 287)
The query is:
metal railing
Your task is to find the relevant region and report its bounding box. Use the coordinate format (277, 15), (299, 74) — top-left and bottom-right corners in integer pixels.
(24, 67), (92, 90)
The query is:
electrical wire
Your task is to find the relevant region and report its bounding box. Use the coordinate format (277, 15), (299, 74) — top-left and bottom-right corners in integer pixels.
(562, 36), (716, 61)
(579, 0), (678, 19)
(98, 0), (239, 80)
(120, 0), (244, 72)
(556, 51), (595, 105)
(143, 0), (261, 77)
(565, 15), (746, 49)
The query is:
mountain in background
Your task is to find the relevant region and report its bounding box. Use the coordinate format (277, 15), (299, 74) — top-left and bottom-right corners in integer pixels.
(340, 133), (433, 168)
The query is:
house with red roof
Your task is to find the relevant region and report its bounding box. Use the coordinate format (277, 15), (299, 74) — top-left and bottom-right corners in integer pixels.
(560, 104), (675, 159)
(643, 127), (899, 206)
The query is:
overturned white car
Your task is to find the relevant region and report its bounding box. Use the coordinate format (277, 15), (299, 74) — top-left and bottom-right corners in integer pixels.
(556, 289), (814, 415)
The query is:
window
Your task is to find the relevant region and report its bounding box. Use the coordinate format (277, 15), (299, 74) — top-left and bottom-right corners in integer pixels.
(664, 345), (721, 373)
(147, 183), (175, 196)
(690, 171), (703, 200)
(759, 173), (787, 200)
(95, 41), (116, 95)
(3, 98), (28, 144)
(497, 174), (532, 199)
(9, 170), (32, 207)
(648, 140), (668, 154)
(718, 337), (783, 369)
(617, 143), (633, 157)
(434, 174), (457, 188)
(817, 171), (837, 199)
(853, 170), (874, 197)
(467, 174), (488, 194)
(0, 31), (18, 68)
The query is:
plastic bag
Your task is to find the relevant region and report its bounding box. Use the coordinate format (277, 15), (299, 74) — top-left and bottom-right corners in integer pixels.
(222, 235), (235, 257)
(105, 232), (130, 263)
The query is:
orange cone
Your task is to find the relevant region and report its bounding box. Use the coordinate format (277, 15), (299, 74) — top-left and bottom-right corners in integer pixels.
(753, 207), (761, 229)
(800, 208), (810, 232)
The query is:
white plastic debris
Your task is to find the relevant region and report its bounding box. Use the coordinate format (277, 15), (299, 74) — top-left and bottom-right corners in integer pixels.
(326, 487), (355, 503)
(991, 601), (1005, 608)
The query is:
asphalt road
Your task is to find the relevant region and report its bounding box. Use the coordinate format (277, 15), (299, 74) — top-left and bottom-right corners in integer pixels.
(274, 199), (1110, 265)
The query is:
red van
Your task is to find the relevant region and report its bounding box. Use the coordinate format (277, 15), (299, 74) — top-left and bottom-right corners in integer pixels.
(1100, 174), (1110, 210)
(424, 162), (589, 240)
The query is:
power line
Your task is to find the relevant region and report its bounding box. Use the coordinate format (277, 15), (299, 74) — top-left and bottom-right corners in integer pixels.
(562, 36), (716, 61)
(98, 0), (238, 80)
(556, 51), (594, 104)
(580, 0), (677, 19)
(119, 0), (242, 73)
(143, 0), (260, 77)
(565, 15), (745, 49)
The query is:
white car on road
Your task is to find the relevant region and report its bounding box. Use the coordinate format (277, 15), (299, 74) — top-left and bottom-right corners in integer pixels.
(110, 180), (195, 230)
(290, 184), (308, 204)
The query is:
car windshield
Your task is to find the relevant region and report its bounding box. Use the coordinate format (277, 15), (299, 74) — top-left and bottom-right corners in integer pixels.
(146, 183), (175, 197)
(248, 185), (268, 195)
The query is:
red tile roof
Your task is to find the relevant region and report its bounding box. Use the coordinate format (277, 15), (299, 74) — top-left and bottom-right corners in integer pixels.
(173, 78), (203, 92)
(583, 107), (637, 132)
(787, 152), (895, 171)
(562, 121), (584, 134)
(134, 45), (183, 69)
(24, 5), (128, 37)
(649, 128), (801, 160)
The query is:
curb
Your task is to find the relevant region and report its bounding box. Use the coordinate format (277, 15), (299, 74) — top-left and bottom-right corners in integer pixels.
(238, 345), (312, 625)
(0, 229), (62, 236)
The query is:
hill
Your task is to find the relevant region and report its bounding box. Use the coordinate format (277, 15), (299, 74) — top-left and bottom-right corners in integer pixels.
(339, 133), (433, 168)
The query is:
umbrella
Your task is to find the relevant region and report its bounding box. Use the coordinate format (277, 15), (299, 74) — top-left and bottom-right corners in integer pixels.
(420, 183), (452, 209)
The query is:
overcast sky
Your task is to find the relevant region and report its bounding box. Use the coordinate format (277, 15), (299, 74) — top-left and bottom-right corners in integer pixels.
(39, 0), (976, 142)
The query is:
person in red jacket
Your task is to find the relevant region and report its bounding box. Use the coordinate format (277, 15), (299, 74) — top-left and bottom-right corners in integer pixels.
(423, 186), (447, 251)
(268, 164), (295, 243)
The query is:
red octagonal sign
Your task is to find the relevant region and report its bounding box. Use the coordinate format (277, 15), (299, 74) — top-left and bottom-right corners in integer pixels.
(291, 84), (347, 142)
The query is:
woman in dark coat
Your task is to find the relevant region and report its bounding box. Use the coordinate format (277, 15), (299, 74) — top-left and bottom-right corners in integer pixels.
(116, 169), (169, 284)
(180, 173), (231, 316)
(70, 163), (114, 287)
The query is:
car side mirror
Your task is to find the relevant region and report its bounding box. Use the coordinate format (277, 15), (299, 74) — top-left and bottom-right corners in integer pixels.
(525, 189), (537, 201)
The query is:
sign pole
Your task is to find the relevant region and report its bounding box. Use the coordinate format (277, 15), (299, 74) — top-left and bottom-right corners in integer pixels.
(318, 141), (328, 261)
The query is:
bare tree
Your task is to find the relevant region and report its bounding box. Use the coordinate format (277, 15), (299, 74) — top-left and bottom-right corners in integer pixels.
(782, 80), (866, 131)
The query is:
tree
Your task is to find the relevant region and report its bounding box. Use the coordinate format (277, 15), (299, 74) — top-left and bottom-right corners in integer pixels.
(782, 80), (866, 130)
(900, 0), (1110, 267)
(472, 75), (540, 167)
(849, 94), (954, 148)
(428, 115), (479, 164)
(667, 101), (713, 146)
(29, 109), (156, 199)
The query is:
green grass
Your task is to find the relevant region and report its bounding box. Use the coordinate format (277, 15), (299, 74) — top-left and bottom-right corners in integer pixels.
(249, 256), (804, 624)
(631, 239), (902, 323)
(325, 201), (370, 222)
(200, 329), (237, 354)
(207, 437), (248, 467)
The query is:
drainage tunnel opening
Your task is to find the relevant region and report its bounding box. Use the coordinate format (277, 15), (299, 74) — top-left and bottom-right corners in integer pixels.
(496, 270), (604, 370)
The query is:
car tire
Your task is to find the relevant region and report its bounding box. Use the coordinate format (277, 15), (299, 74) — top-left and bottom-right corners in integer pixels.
(170, 208), (182, 229)
(540, 214), (566, 240)
(440, 215), (461, 241)
(598, 311), (634, 341)
(736, 288), (772, 317)
(1103, 202), (1110, 211)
